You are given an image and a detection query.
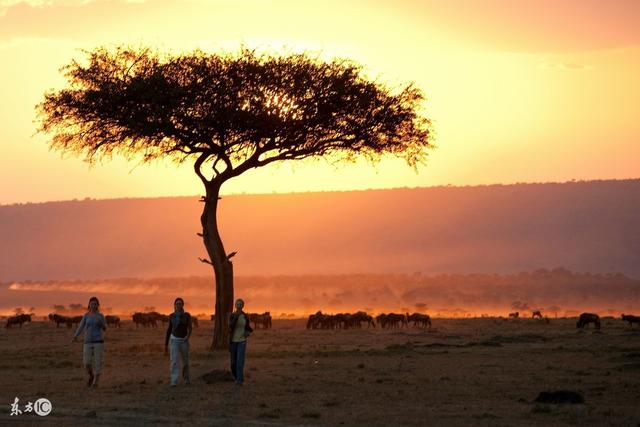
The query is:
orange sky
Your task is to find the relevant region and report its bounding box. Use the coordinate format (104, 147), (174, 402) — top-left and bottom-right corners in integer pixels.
(0, 0), (639, 204)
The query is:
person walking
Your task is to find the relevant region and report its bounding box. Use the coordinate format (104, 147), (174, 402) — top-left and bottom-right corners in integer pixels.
(164, 297), (192, 386)
(229, 298), (253, 385)
(72, 296), (107, 388)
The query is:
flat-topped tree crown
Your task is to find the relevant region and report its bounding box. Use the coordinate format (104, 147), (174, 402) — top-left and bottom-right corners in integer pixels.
(37, 46), (433, 349)
(38, 47), (432, 186)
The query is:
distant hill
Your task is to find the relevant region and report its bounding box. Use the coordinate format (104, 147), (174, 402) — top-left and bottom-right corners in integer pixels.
(1, 179), (639, 281)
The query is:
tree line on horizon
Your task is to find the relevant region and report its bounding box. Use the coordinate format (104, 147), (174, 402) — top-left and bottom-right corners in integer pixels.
(3, 177), (640, 207)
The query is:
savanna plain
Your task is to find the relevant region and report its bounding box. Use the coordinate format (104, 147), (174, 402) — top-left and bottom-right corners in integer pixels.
(2, 317), (640, 426)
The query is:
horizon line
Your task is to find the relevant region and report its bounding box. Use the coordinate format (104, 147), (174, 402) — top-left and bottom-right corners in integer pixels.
(2, 176), (639, 208)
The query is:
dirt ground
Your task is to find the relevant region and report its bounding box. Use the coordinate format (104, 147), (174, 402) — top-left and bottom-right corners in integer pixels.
(1, 317), (640, 426)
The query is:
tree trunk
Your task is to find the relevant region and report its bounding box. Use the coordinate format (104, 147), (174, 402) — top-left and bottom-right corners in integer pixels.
(200, 183), (234, 350)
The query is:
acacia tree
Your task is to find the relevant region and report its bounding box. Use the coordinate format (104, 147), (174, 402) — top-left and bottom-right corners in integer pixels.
(37, 47), (433, 349)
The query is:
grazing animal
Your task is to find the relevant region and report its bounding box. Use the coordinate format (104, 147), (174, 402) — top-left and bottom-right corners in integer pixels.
(508, 312), (519, 318)
(48, 313), (61, 326)
(48, 313), (74, 328)
(333, 313), (354, 329)
(132, 312), (157, 328)
(307, 311), (325, 330)
(147, 311), (168, 325)
(306, 313), (317, 329)
(249, 312), (272, 329)
(382, 313), (408, 329)
(532, 310), (543, 319)
(621, 314), (640, 327)
(352, 311), (375, 328)
(6, 314), (31, 328)
(375, 313), (387, 329)
(191, 317), (199, 328)
(210, 314), (216, 321)
(407, 313), (432, 328)
(576, 312), (601, 329)
(105, 315), (121, 328)
(322, 314), (337, 329)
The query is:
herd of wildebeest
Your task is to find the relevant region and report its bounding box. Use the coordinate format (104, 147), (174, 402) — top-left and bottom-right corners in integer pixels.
(2, 311), (273, 329)
(4, 310), (640, 331)
(305, 311), (432, 329)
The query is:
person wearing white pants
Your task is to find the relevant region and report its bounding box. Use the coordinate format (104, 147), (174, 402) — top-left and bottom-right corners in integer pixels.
(169, 335), (189, 386)
(164, 297), (193, 386)
(72, 296), (107, 388)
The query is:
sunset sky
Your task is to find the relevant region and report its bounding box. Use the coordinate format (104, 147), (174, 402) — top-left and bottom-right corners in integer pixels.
(0, 0), (639, 204)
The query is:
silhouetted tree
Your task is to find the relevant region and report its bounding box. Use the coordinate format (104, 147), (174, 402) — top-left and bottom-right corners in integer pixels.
(547, 305), (561, 318)
(511, 301), (530, 311)
(37, 47), (433, 349)
(414, 302), (427, 311)
(69, 303), (84, 312)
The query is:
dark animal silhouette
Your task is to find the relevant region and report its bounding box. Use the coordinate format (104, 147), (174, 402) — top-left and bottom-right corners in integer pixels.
(106, 315), (121, 328)
(508, 312), (519, 318)
(148, 311), (168, 324)
(307, 311), (326, 330)
(333, 313), (354, 329)
(249, 312), (272, 329)
(531, 310), (543, 319)
(375, 313), (387, 329)
(621, 314), (640, 327)
(305, 313), (315, 329)
(48, 313), (62, 327)
(132, 312), (157, 328)
(381, 313), (408, 329)
(407, 312), (431, 328)
(576, 312), (601, 329)
(6, 314), (31, 328)
(48, 313), (74, 328)
(352, 311), (375, 328)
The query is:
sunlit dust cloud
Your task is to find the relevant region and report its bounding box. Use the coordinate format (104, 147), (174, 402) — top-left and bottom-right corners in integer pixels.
(8, 281), (161, 295)
(2, 270), (638, 319)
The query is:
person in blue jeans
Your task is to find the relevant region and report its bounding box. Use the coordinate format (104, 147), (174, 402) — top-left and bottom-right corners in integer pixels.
(229, 299), (253, 385)
(164, 297), (192, 387)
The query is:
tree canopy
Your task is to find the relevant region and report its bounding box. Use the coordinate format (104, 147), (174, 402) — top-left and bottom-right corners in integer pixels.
(37, 47), (433, 186)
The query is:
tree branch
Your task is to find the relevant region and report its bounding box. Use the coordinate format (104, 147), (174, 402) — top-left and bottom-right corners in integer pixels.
(194, 151), (211, 184)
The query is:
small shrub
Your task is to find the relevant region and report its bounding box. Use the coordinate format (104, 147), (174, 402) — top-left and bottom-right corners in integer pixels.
(534, 390), (585, 404)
